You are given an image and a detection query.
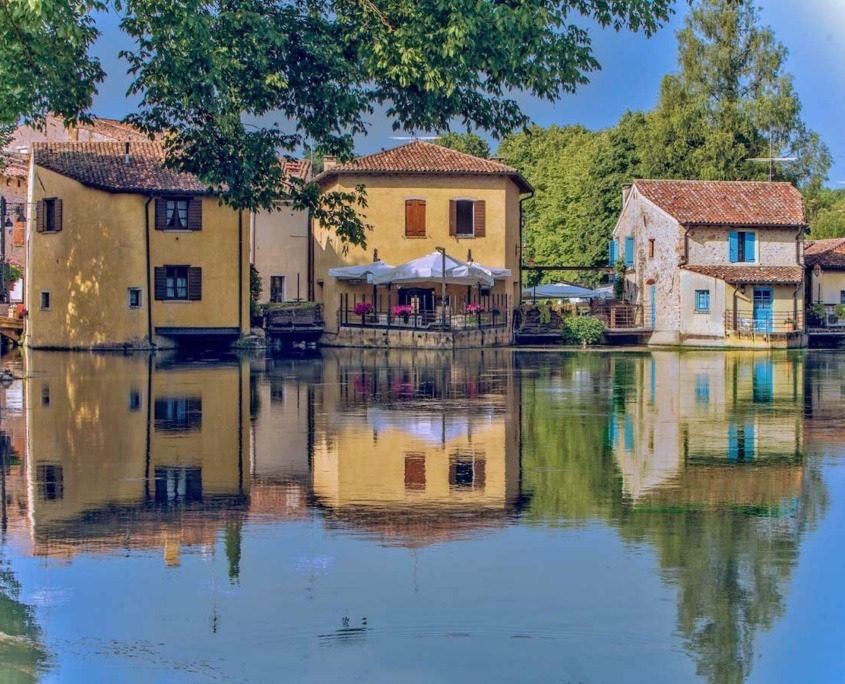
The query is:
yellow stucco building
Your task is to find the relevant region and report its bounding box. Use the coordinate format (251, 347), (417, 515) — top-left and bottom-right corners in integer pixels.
(26, 142), (250, 349)
(311, 141), (532, 347)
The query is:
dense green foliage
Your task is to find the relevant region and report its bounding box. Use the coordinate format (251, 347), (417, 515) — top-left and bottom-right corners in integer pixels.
(805, 188), (845, 239)
(435, 132), (490, 158)
(498, 0), (831, 282)
(562, 315), (605, 345)
(0, 0), (673, 248)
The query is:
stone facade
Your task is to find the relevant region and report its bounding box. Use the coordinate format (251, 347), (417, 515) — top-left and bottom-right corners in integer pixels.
(325, 325), (511, 350)
(613, 182), (806, 348)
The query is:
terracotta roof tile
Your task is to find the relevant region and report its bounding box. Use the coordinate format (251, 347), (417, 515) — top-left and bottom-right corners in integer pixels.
(805, 238), (845, 269)
(33, 141), (208, 194)
(634, 180), (806, 227)
(316, 140), (532, 192)
(683, 264), (804, 284)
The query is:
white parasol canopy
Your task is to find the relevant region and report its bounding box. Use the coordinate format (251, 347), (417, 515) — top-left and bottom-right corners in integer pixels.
(370, 251), (507, 287)
(522, 282), (597, 300)
(328, 260), (396, 283)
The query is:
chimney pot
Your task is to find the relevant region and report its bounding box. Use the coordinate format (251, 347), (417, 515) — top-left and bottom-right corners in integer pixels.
(322, 156), (338, 171)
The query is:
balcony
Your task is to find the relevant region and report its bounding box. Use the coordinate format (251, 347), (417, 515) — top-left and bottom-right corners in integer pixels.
(724, 310), (804, 336)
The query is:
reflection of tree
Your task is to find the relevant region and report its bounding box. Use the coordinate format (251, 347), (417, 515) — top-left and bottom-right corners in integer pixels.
(519, 353), (622, 523)
(0, 554), (49, 682)
(519, 351), (828, 684)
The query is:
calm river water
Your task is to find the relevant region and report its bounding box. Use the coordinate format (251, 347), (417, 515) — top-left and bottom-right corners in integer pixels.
(0, 348), (843, 683)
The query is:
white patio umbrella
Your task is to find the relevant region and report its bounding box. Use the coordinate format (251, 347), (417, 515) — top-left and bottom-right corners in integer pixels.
(328, 260), (395, 283)
(370, 251), (495, 287)
(522, 282), (597, 300)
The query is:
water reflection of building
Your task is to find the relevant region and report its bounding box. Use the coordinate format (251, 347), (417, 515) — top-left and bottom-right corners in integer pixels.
(609, 351), (804, 506)
(22, 352), (252, 561)
(310, 350), (524, 546)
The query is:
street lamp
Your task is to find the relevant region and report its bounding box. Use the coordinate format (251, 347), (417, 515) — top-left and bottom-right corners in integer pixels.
(435, 246), (447, 328)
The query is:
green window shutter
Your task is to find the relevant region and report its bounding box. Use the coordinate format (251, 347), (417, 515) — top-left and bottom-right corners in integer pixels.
(188, 267), (202, 301)
(187, 198), (203, 231)
(154, 199), (167, 230)
(154, 267), (166, 300)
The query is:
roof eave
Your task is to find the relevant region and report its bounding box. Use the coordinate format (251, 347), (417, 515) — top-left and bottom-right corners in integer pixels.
(315, 168), (533, 193)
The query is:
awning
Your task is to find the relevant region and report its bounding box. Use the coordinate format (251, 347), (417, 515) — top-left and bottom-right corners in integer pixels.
(522, 282), (597, 300)
(370, 251), (509, 288)
(328, 260), (396, 283)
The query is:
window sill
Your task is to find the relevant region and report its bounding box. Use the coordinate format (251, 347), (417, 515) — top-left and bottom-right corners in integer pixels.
(694, 310), (711, 314)
(159, 229), (195, 234)
(404, 235), (428, 239)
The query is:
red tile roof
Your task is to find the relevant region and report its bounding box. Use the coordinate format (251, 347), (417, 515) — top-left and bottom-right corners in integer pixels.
(281, 158), (312, 180)
(634, 180), (806, 227)
(33, 142), (209, 194)
(805, 238), (845, 269)
(316, 140), (533, 192)
(683, 264), (804, 284)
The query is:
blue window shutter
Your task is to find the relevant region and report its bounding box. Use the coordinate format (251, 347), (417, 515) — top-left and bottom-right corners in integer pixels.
(729, 231), (739, 262)
(609, 240), (617, 266)
(625, 236), (634, 266)
(744, 231), (756, 262)
(745, 423), (756, 460)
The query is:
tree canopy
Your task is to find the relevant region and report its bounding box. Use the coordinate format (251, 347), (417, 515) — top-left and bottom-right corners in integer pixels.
(0, 0), (673, 248)
(435, 132), (490, 159)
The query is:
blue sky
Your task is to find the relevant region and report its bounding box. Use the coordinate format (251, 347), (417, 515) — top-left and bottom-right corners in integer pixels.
(90, 1), (845, 184)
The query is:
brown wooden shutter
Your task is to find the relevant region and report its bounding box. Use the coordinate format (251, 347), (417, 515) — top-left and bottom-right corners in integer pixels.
(473, 200), (486, 237)
(449, 199), (457, 236)
(35, 200), (46, 232)
(188, 267), (202, 301)
(154, 198), (167, 230)
(405, 199), (425, 237)
(53, 198), (63, 232)
(13, 221), (24, 246)
(154, 267), (167, 300)
(187, 197), (203, 231)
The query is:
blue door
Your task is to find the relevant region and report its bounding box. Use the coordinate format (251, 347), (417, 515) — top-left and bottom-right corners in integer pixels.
(649, 285), (656, 329)
(753, 287), (773, 333)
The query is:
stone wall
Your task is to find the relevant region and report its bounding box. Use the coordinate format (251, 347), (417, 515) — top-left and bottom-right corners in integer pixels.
(687, 226), (801, 266)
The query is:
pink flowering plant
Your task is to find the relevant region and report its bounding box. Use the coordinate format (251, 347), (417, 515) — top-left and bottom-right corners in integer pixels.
(353, 301), (373, 316)
(392, 304), (414, 318)
(465, 303), (485, 314)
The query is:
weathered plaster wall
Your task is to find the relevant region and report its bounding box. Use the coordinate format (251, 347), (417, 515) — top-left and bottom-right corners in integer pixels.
(687, 226), (801, 266)
(252, 203), (309, 303)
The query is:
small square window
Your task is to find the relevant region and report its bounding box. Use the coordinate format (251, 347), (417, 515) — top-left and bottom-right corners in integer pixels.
(40, 291), (50, 310)
(128, 389), (141, 411)
(839, 290), (845, 305)
(128, 287), (143, 309)
(648, 238), (655, 259)
(695, 289), (710, 313)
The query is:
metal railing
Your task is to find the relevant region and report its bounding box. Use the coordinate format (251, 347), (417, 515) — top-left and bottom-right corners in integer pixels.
(807, 304), (845, 330)
(340, 307), (509, 331)
(724, 310), (803, 335)
(592, 303), (652, 330)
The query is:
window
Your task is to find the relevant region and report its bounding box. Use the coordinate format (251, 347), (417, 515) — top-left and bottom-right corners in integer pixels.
(36, 197), (62, 233)
(728, 423), (755, 462)
(270, 276), (285, 303)
(36, 464), (63, 501)
(624, 236), (635, 266)
(695, 289), (710, 313)
(154, 396), (202, 433)
(41, 384), (50, 406)
(648, 238), (655, 259)
(404, 199), (426, 238)
(166, 267), (188, 300)
(40, 291), (50, 310)
(455, 200), (474, 236)
(154, 467), (203, 505)
(128, 389), (141, 411)
(449, 452), (486, 490)
(450, 199), (486, 238)
(128, 287), (142, 309)
(695, 374), (710, 404)
(166, 199), (188, 229)
(155, 197), (201, 231)
(404, 452), (426, 491)
(729, 230), (756, 263)
(840, 290), (845, 304)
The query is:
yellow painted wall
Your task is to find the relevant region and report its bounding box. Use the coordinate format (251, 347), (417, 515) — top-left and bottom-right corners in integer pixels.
(809, 269), (845, 305)
(313, 174), (524, 330)
(27, 166), (249, 349)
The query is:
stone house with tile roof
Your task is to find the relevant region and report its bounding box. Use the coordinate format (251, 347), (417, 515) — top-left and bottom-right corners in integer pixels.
(612, 180), (807, 347)
(26, 141), (249, 349)
(804, 237), (845, 327)
(312, 141), (532, 344)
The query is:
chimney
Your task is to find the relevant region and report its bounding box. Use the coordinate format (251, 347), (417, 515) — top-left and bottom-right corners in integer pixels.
(124, 142), (131, 165)
(322, 156), (338, 171)
(622, 183), (633, 206)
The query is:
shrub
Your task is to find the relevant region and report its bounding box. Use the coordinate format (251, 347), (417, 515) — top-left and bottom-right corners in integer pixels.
(563, 315), (605, 346)
(808, 302), (827, 325)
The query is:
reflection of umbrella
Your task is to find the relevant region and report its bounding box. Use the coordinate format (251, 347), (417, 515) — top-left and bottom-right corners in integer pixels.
(366, 407), (494, 445)
(522, 282), (597, 299)
(329, 260), (395, 283)
(370, 251), (497, 287)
